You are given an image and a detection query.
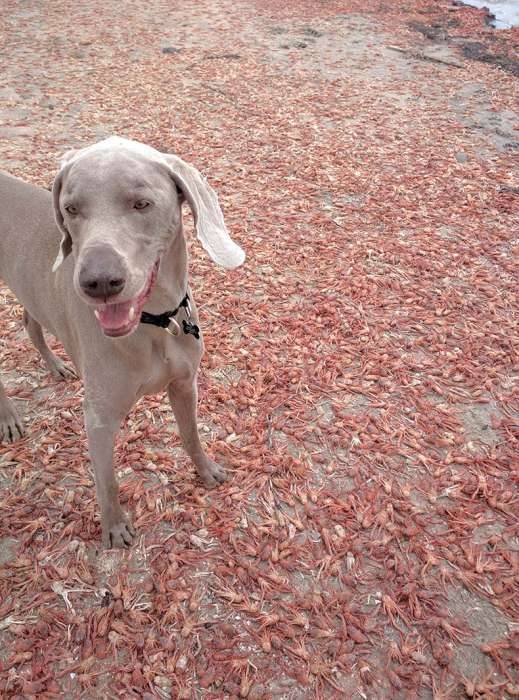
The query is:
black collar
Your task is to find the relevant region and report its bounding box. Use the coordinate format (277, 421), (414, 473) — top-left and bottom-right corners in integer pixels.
(140, 292), (200, 339)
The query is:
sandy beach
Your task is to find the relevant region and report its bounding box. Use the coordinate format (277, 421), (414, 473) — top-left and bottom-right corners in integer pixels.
(0, 0), (517, 697)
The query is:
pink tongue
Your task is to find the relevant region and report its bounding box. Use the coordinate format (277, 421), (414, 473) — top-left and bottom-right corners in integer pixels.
(97, 301), (133, 330)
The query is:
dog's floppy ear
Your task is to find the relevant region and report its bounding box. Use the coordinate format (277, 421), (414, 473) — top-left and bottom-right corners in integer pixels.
(51, 149), (78, 272)
(163, 154), (245, 269)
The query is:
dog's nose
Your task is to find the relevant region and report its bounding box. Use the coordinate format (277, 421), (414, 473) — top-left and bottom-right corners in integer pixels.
(78, 247), (127, 300)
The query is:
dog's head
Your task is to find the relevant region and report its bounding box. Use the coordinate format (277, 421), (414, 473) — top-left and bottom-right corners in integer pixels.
(52, 137), (245, 337)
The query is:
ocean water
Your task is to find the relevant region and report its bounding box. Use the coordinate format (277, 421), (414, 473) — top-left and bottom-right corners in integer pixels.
(462, 1), (519, 28)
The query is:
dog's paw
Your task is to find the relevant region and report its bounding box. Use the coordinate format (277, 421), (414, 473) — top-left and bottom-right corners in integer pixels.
(196, 459), (228, 488)
(0, 401), (25, 443)
(102, 516), (136, 549)
(48, 356), (77, 381)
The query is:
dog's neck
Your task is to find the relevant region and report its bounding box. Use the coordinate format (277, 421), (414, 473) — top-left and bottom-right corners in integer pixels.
(144, 228), (189, 314)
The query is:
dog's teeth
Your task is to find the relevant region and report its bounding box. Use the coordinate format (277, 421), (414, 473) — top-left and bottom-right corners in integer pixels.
(94, 309), (101, 320)
(129, 306), (136, 321)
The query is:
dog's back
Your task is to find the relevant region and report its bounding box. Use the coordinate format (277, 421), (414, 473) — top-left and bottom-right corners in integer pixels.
(0, 172), (71, 335)
(0, 171), (57, 276)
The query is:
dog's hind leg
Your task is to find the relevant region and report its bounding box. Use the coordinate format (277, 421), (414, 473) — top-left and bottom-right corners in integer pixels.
(0, 379), (24, 442)
(23, 309), (76, 380)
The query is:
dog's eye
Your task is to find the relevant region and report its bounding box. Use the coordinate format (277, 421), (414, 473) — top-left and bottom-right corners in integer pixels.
(134, 200), (151, 210)
(64, 204), (78, 215)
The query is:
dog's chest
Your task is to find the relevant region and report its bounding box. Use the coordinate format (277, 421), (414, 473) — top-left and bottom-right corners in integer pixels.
(136, 334), (199, 398)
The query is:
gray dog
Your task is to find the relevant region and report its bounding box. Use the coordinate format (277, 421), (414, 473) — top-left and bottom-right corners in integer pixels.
(0, 137), (245, 547)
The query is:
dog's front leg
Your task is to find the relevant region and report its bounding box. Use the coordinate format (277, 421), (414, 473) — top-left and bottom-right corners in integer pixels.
(84, 400), (135, 548)
(168, 378), (227, 488)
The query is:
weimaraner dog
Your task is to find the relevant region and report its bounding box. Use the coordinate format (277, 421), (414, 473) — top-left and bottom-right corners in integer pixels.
(0, 137), (245, 547)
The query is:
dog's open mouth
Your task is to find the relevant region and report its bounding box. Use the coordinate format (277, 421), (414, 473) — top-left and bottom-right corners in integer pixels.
(94, 260), (159, 337)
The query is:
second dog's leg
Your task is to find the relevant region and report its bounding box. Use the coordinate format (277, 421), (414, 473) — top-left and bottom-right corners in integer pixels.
(23, 309), (76, 380)
(167, 377), (227, 487)
(0, 379), (24, 442)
